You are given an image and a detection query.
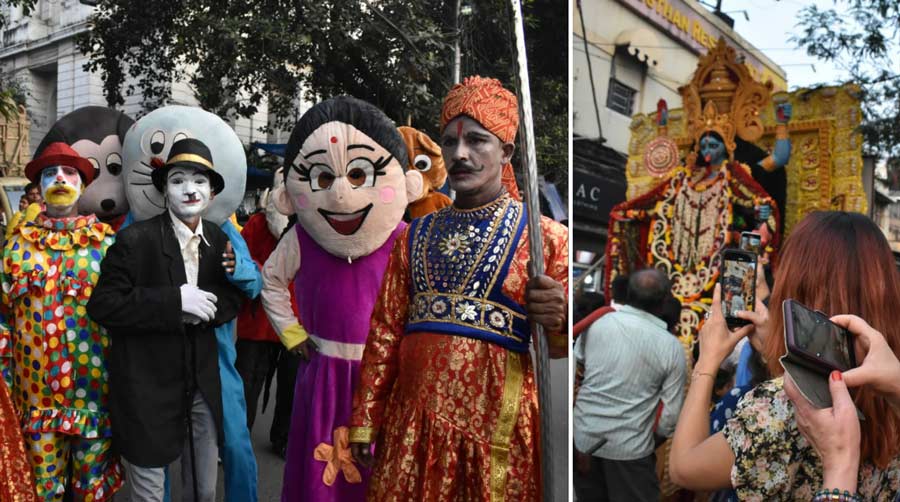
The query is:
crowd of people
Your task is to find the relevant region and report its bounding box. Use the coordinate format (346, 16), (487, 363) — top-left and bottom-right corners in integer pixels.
(574, 211), (900, 502)
(0, 75), (569, 502)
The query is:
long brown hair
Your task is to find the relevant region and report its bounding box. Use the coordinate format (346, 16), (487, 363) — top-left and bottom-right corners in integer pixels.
(763, 211), (900, 467)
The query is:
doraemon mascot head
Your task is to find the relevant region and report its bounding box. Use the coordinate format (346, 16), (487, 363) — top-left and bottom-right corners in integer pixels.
(35, 106), (135, 221)
(275, 96), (423, 260)
(122, 105), (246, 225)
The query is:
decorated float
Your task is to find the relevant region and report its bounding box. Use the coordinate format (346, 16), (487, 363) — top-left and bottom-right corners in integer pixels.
(605, 37), (867, 354)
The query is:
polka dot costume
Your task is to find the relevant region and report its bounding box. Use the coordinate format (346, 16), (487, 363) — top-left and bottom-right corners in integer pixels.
(1, 213), (122, 501)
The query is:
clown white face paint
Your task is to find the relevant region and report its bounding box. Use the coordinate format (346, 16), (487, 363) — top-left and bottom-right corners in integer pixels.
(41, 165), (83, 218)
(165, 167), (213, 228)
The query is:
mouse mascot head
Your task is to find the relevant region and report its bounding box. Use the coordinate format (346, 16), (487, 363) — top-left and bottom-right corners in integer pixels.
(122, 105), (246, 224)
(35, 106), (134, 223)
(275, 96), (423, 260)
(398, 126), (452, 219)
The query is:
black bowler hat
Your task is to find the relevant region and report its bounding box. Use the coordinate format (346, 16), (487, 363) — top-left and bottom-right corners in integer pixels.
(151, 138), (225, 194)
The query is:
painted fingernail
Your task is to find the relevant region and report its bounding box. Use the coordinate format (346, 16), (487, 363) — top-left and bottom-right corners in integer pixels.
(831, 371), (842, 382)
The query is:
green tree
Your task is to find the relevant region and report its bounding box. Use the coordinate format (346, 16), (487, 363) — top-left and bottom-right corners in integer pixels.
(793, 0), (900, 161)
(77, 0), (567, 195)
(452, 0), (568, 194)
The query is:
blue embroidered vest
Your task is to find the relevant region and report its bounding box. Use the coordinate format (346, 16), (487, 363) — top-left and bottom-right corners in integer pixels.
(406, 194), (530, 352)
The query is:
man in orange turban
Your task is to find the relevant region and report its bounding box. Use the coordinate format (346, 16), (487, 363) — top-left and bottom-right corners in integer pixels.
(349, 76), (568, 501)
(440, 76), (522, 201)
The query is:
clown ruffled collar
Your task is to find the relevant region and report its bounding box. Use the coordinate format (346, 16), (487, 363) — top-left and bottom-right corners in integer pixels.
(18, 213), (114, 251)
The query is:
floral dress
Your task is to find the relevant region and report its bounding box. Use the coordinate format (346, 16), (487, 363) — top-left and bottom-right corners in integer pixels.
(723, 378), (900, 501)
(1, 214), (121, 501)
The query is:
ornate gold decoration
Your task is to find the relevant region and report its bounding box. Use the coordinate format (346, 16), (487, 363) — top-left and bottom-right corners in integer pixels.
(489, 352), (524, 502)
(644, 136), (680, 177)
(348, 426), (374, 444)
(612, 39), (866, 355)
(680, 38), (774, 159)
(625, 83), (866, 237)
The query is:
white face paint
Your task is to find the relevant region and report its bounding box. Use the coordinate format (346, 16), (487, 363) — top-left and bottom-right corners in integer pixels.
(122, 106), (246, 225)
(165, 167), (213, 221)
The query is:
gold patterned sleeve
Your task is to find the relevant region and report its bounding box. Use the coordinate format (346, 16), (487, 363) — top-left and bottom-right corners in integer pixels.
(349, 227), (411, 444)
(541, 217), (570, 354)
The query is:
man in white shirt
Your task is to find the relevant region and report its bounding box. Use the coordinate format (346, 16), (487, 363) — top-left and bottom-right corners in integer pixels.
(89, 138), (244, 502)
(573, 268), (687, 502)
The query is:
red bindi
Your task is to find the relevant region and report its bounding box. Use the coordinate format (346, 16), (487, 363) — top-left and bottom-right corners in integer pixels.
(330, 136), (338, 144)
(456, 121), (463, 137)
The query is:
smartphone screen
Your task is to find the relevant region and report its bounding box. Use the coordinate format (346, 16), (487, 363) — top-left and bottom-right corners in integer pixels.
(740, 232), (762, 254)
(787, 301), (855, 371)
(720, 250), (756, 325)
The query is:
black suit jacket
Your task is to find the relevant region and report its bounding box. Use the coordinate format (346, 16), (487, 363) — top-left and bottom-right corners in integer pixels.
(87, 213), (243, 467)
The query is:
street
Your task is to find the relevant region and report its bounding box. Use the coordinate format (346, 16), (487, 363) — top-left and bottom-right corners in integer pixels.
(114, 356), (569, 501)
(114, 386), (285, 502)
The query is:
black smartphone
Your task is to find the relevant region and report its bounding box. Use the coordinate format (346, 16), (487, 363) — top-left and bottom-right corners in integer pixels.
(783, 299), (857, 373)
(719, 249), (757, 327)
(740, 231), (762, 254)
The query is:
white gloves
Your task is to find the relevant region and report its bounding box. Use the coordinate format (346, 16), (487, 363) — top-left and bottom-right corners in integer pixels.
(180, 284), (218, 323)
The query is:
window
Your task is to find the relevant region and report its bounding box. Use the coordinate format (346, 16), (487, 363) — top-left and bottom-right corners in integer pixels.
(606, 78), (636, 116)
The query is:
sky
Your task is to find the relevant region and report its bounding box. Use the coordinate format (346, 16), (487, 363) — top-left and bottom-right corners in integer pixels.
(713, 0), (850, 89)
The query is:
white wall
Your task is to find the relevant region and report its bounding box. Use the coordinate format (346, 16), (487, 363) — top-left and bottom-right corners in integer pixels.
(26, 67), (55, 153)
(573, 0), (697, 154)
(56, 43), (106, 116)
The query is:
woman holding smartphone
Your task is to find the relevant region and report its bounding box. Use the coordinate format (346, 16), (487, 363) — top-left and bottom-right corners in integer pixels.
(668, 211), (900, 501)
(785, 314), (900, 501)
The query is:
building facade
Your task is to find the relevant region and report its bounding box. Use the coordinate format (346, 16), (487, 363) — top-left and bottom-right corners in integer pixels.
(0, 0), (279, 159)
(572, 0), (786, 292)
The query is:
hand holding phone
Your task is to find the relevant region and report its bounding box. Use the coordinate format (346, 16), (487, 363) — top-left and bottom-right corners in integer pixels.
(780, 300), (861, 412)
(783, 300), (856, 373)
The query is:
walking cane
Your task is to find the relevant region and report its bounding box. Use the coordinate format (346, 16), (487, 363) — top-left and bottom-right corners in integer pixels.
(508, 1), (554, 499)
(185, 331), (201, 501)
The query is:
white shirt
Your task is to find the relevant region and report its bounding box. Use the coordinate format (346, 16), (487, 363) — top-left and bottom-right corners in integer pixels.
(573, 304), (687, 460)
(169, 210), (209, 286)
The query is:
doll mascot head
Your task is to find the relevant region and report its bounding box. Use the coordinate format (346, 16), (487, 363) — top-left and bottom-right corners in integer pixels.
(35, 106), (134, 221)
(121, 105), (246, 224)
(274, 96), (423, 260)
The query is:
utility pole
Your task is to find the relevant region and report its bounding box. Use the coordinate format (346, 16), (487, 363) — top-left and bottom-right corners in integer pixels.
(453, 0), (462, 84)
